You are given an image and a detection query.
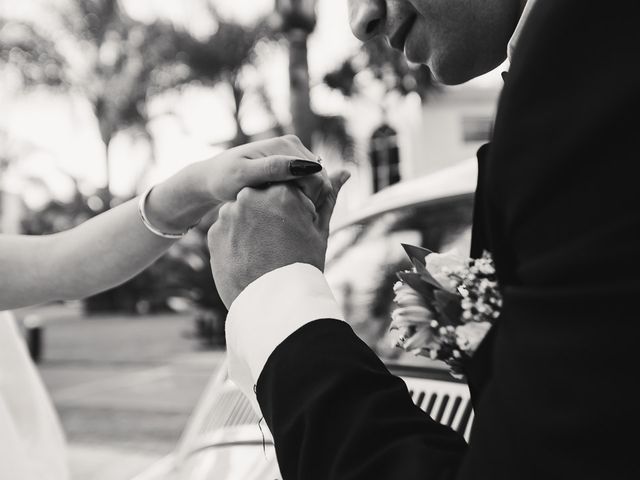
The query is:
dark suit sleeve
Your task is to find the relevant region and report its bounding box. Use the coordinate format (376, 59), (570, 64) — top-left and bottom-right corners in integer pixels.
(257, 320), (467, 480)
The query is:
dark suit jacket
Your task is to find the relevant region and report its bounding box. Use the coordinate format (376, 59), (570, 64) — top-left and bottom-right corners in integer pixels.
(256, 1), (640, 478)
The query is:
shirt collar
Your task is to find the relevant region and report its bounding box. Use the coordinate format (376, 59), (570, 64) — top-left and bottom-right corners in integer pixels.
(507, 0), (539, 62)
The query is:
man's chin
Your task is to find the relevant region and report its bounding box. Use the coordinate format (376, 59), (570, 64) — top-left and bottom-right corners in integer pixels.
(429, 64), (475, 86)
(429, 58), (497, 86)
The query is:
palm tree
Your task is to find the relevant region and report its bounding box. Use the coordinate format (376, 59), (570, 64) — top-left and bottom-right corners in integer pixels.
(1, 0), (281, 200)
(273, 0), (354, 160)
(165, 7), (278, 147)
(1, 1), (177, 200)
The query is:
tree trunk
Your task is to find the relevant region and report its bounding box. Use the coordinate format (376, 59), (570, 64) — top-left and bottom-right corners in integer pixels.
(95, 96), (115, 203)
(288, 29), (315, 148)
(231, 80), (249, 146)
(99, 127), (113, 204)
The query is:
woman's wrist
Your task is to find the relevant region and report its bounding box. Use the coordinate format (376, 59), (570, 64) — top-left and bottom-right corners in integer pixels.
(143, 164), (215, 235)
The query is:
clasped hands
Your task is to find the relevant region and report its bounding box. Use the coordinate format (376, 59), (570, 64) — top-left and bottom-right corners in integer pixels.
(207, 136), (350, 309)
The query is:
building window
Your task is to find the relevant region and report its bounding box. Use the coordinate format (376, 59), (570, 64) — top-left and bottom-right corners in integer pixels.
(370, 124), (401, 193)
(462, 116), (493, 143)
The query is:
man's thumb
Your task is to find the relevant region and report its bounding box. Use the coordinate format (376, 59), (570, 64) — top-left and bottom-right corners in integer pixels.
(331, 170), (351, 195)
(318, 169), (351, 232)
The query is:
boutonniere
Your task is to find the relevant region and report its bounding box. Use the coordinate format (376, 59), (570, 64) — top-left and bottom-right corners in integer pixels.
(390, 244), (502, 379)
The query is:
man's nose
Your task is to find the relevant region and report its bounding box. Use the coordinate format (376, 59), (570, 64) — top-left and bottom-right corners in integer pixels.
(348, 0), (385, 42)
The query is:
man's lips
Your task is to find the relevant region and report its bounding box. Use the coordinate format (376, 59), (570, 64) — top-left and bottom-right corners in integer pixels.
(388, 14), (417, 53)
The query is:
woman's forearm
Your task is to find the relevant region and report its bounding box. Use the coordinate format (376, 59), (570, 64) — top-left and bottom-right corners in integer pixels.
(0, 172), (213, 310)
(44, 198), (182, 301)
(0, 136), (326, 311)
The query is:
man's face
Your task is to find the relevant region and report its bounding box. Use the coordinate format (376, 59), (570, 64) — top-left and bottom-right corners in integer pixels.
(348, 0), (522, 85)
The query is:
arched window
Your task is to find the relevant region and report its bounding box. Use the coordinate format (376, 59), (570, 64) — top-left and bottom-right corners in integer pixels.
(369, 124), (400, 193)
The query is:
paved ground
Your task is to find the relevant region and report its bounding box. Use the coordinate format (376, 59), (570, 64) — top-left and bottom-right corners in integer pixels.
(34, 312), (226, 480)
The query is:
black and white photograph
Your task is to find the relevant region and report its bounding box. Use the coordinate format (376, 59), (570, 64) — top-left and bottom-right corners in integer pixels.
(1, 0), (639, 479)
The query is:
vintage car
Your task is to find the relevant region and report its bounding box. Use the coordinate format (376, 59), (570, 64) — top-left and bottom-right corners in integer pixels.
(133, 157), (478, 480)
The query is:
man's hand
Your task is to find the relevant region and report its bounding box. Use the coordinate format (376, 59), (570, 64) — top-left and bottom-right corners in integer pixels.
(147, 135), (329, 234)
(208, 171), (350, 309)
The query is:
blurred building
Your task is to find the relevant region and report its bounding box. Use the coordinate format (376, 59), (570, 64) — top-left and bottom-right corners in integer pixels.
(329, 74), (501, 226)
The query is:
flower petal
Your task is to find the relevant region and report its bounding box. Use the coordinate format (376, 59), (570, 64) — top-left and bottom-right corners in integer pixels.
(390, 305), (433, 328)
(425, 251), (466, 293)
(455, 321), (492, 353)
(402, 325), (433, 351)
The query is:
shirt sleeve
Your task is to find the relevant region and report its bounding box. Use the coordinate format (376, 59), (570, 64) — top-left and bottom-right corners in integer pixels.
(225, 262), (345, 414)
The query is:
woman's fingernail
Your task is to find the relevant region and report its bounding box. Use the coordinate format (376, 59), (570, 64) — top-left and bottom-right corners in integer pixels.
(289, 159), (322, 176)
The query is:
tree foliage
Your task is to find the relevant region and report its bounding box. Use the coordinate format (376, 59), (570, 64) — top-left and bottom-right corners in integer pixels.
(0, 19), (69, 88)
(0, 0), (280, 190)
(324, 37), (437, 100)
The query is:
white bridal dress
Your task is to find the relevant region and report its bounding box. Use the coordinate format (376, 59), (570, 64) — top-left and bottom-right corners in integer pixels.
(0, 311), (69, 480)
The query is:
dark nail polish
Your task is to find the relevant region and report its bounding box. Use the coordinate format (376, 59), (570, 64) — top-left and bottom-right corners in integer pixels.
(290, 159), (322, 176)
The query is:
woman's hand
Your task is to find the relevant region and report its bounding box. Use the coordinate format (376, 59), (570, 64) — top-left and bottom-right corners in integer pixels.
(145, 135), (329, 234)
(199, 135), (327, 204)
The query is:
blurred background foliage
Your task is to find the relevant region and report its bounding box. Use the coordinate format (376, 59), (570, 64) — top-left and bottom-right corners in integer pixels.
(0, 0), (435, 330)
(323, 36), (436, 100)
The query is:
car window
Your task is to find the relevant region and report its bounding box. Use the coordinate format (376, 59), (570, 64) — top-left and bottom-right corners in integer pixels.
(325, 194), (474, 370)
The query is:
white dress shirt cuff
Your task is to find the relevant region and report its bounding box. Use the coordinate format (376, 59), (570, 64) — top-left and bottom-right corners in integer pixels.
(225, 262), (345, 414)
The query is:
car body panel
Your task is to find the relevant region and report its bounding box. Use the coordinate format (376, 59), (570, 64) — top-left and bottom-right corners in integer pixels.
(133, 362), (472, 480)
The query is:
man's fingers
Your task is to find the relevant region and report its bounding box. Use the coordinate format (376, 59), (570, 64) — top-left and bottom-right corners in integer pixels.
(289, 184), (319, 222)
(240, 155), (322, 187)
(317, 170), (351, 233)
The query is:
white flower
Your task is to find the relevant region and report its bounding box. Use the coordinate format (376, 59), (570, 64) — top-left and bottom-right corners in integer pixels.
(391, 305), (432, 326)
(455, 321), (492, 353)
(392, 246), (502, 378)
(476, 260), (495, 275)
(388, 326), (411, 349)
(393, 282), (428, 309)
(402, 324), (434, 352)
(425, 250), (466, 293)
(389, 303), (434, 351)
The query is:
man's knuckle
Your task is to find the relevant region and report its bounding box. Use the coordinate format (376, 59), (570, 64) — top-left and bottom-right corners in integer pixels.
(236, 187), (252, 203)
(274, 183), (291, 200)
(207, 224), (218, 243)
(217, 203), (233, 220)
